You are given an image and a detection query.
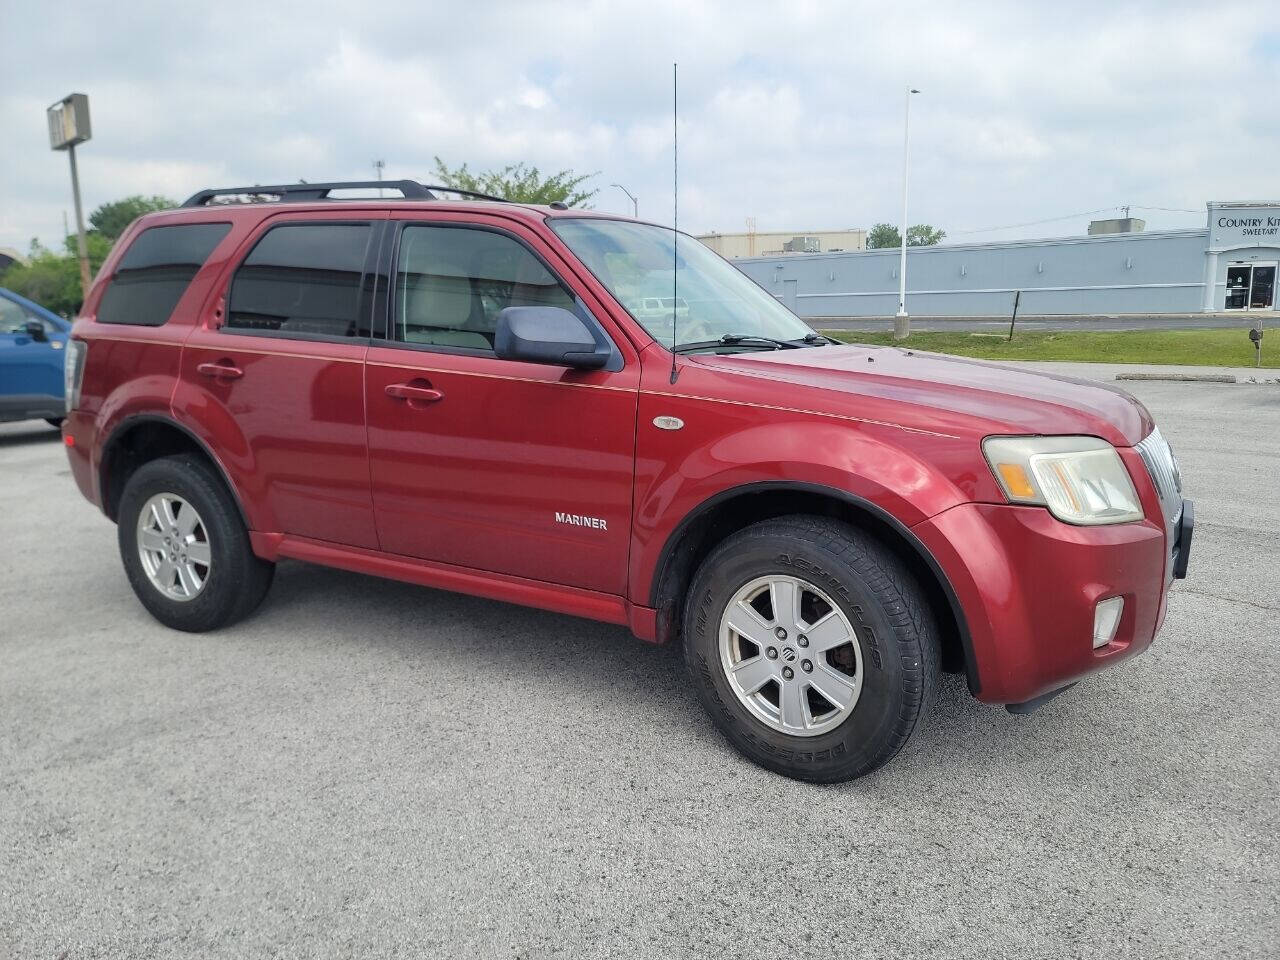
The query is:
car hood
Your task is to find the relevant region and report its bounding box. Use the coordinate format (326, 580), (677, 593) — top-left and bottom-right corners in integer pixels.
(700, 344), (1154, 446)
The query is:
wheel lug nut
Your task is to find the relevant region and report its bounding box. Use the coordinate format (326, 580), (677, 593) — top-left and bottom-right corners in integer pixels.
(766, 647), (778, 660)
(782, 666), (794, 680)
(801, 660), (813, 673)
(797, 634), (808, 647)
(775, 627), (787, 640)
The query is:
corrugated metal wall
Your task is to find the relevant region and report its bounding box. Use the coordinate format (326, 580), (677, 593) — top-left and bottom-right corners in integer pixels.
(732, 229), (1212, 317)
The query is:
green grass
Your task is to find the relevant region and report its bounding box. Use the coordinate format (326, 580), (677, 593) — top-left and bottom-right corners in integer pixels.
(818, 328), (1277, 368)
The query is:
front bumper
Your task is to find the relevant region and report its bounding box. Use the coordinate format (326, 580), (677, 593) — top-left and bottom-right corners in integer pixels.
(913, 501), (1183, 705)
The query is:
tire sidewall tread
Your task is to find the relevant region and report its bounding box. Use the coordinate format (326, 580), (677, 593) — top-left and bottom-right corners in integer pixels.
(683, 514), (939, 783)
(117, 455), (272, 632)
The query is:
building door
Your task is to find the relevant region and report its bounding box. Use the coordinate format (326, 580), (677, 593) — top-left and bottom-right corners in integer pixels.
(783, 279), (799, 313)
(1225, 263), (1277, 310)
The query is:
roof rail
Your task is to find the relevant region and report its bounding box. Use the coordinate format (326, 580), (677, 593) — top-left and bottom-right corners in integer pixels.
(180, 180), (509, 207)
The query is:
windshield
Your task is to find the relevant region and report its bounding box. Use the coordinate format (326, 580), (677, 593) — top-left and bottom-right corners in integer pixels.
(551, 218), (815, 350)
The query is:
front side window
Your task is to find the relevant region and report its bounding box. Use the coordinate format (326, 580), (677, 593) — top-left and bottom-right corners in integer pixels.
(551, 218), (814, 350)
(394, 225), (575, 352)
(227, 223), (372, 338)
(97, 223), (231, 326)
(0, 296), (32, 333)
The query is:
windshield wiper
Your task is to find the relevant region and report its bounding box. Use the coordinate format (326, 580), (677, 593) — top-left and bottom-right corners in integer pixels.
(673, 333), (822, 354)
(719, 334), (805, 349)
(800, 332), (832, 345)
(673, 336), (781, 354)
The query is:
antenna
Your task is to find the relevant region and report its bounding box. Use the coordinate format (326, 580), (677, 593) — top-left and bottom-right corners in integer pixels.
(670, 61), (679, 385)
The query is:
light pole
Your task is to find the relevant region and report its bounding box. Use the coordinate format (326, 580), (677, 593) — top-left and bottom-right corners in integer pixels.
(47, 94), (93, 300)
(894, 87), (920, 341)
(611, 182), (638, 218)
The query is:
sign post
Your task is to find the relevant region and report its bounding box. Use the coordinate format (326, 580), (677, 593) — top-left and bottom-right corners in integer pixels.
(47, 94), (93, 300)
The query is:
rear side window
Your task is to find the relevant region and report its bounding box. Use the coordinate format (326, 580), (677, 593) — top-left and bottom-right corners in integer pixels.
(97, 223), (231, 326)
(227, 223), (373, 339)
(395, 225), (575, 352)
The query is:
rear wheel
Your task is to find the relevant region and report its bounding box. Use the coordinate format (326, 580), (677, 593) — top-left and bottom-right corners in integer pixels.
(117, 456), (273, 631)
(45, 417), (64, 428)
(683, 515), (939, 783)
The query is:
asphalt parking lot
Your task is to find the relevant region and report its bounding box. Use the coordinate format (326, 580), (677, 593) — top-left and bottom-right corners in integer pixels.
(2, 365), (1277, 959)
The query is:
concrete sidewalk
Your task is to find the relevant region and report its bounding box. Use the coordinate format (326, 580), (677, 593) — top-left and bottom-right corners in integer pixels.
(985, 359), (1279, 384)
(818, 314), (1264, 333)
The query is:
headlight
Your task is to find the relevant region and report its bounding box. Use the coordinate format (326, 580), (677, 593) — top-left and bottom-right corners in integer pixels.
(983, 435), (1143, 525)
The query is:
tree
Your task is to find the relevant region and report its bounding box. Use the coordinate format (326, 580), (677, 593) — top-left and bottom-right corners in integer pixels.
(866, 222), (946, 249)
(0, 234), (113, 316)
(432, 157), (598, 207)
(867, 223), (900, 249)
(907, 224), (946, 246)
(89, 195), (175, 241)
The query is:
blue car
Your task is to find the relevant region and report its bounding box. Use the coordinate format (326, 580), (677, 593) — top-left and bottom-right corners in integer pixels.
(0, 287), (71, 426)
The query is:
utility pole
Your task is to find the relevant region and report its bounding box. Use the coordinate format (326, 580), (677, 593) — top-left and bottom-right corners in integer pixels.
(67, 145), (91, 296)
(373, 159), (385, 197)
(47, 95), (93, 300)
(611, 183), (638, 218)
(894, 87), (920, 341)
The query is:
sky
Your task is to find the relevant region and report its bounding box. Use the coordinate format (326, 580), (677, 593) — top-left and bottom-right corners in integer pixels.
(2, 0), (1278, 254)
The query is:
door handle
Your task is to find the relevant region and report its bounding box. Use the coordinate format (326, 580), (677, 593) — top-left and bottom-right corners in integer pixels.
(385, 382), (444, 403)
(197, 361), (244, 381)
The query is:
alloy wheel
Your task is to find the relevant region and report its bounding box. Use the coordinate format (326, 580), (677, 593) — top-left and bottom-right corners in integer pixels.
(718, 574), (863, 736)
(136, 492), (211, 602)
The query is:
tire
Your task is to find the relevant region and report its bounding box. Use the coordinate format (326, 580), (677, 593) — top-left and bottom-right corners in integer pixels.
(45, 418), (64, 428)
(683, 514), (939, 783)
(117, 455), (274, 632)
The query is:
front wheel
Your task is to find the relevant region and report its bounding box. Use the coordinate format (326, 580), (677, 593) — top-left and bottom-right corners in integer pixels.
(117, 455), (274, 632)
(683, 515), (939, 783)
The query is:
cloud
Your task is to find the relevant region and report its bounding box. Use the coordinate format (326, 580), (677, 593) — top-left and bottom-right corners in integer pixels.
(2, 0), (1277, 250)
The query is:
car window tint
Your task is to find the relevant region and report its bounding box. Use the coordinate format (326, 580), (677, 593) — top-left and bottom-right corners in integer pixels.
(227, 223), (372, 339)
(97, 223), (231, 326)
(394, 225), (575, 352)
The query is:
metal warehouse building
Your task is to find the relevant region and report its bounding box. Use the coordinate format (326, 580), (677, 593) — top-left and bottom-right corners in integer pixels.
(730, 202), (1279, 318)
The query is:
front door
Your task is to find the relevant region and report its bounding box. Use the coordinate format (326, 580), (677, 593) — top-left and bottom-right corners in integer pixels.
(364, 217), (639, 595)
(0, 295), (65, 417)
(1226, 263), (1277, 311)
(179, 214), (384, 548)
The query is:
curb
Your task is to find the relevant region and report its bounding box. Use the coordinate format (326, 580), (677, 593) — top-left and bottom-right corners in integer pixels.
(1114, 372), (1279, 384)
(1115, 373), (1238, 383)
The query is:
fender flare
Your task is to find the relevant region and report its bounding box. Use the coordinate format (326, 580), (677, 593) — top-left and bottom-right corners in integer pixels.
(649, 480), (981, 694)
(98, 412), (252, 531)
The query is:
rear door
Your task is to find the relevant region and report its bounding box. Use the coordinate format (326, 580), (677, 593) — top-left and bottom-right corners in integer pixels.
(363, 214), (640, 594)
(178, 213), (385, 548)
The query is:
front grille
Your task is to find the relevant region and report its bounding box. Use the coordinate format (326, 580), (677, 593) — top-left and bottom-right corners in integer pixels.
(1135, 427), (1183, 547)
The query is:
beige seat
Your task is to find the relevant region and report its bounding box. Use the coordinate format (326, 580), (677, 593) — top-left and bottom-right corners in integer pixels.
(400, 258), (491, 350)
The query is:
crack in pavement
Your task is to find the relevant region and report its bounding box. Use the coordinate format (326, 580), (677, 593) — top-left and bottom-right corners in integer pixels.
(1174, 587), (1280, 614)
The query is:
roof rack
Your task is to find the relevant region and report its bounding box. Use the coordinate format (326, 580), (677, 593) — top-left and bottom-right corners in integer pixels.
(180, 180), (509, 207)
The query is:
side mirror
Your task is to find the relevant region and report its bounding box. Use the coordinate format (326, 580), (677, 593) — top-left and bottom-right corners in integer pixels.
(495, 306), (610, 370)
(23, 320), (47, 343)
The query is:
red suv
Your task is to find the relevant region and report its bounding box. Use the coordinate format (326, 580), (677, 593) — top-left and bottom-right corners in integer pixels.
(61, 180), (1192, 782)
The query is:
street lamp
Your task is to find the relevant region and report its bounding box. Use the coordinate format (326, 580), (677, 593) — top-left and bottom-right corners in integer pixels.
(47, 93), (93, 300)
(894, 87), (920, 341)
(611, 183), (639, 218)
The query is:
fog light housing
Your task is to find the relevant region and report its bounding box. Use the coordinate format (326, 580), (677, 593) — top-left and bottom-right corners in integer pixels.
(1093, 597), (1124, 648)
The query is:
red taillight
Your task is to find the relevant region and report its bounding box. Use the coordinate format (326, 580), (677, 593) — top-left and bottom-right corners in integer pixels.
(63, 434), (75, 447)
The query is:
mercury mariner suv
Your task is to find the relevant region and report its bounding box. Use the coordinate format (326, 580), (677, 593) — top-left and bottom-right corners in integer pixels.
(61, 180), (1193, 782)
